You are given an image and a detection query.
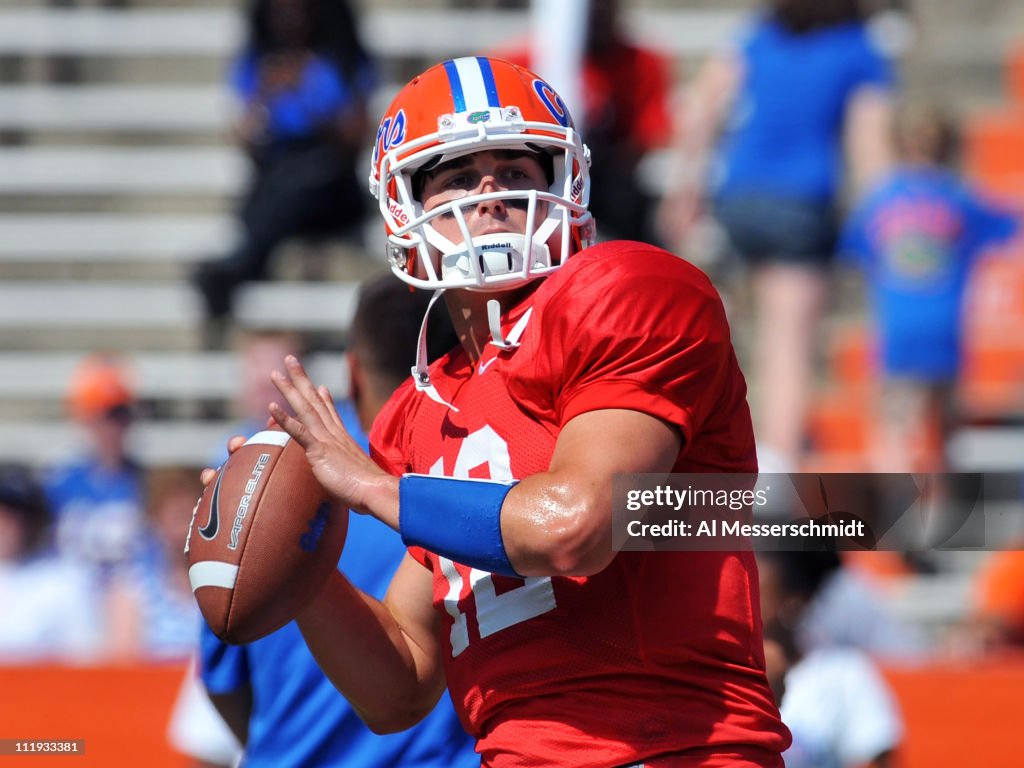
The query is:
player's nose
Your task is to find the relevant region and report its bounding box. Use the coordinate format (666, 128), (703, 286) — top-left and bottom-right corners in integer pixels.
(475, 175), (507, 215)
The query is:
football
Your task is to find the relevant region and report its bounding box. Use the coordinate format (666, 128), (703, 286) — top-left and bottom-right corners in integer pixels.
(185, 428), (347, 644)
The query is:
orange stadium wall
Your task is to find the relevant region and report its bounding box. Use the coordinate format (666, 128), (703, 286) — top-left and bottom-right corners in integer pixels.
(3, 659), (1024, 767)
(881, 656), (1024, 768)
(0, 663), (192, 768)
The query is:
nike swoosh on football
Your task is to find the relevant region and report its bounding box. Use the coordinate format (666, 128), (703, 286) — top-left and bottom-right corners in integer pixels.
(199, 471), (224, 541)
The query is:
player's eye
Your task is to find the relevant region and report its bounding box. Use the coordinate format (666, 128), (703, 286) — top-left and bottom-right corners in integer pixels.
(499, 164), (543, 189)
(440, 171), (474, 190)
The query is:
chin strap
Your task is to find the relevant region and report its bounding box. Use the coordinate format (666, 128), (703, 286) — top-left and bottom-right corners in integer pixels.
(412, 291), (535, 412)
(412, 288), (460, 412)
(487, 301), (533, 350)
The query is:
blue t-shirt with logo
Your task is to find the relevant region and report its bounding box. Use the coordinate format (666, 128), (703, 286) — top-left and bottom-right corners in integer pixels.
(44, 458), (144, 574)
(713, 16), (894, 204)
(842, 166), (1019, 379)
(199, 400), (477, 767)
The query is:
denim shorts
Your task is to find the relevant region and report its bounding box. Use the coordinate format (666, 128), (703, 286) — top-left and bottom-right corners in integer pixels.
(713, 194), (837, 267)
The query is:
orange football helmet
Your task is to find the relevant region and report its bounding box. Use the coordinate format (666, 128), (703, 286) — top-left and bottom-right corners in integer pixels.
(369, 56), (594, 291)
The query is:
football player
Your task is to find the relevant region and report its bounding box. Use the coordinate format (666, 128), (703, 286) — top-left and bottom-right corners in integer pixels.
(219, 57), (790, 767)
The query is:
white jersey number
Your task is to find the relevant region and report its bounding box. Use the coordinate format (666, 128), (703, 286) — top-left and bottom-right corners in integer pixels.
(430, 426), (557, 657)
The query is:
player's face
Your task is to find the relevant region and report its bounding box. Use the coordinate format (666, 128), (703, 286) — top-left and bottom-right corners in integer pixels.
(418, 149), (550, 242)
(0, 504), (28, 560)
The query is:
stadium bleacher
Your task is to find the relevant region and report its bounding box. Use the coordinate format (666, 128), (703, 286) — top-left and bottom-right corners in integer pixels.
(0, 1), (1019, 465)
(0, 1), (750, 467)
(1, 4), (1022, 765)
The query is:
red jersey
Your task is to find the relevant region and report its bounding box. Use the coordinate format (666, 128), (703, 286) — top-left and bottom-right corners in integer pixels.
(371, 242), (790, 767)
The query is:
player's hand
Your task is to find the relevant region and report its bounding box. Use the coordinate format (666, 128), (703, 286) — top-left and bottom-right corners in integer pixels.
(269, 355), (396, 520)
(199, 435), (248, 487)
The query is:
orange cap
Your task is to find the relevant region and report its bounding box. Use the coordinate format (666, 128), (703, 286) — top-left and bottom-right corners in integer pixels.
(976, 549), (1024, 634)
(67, 355), (135, 420)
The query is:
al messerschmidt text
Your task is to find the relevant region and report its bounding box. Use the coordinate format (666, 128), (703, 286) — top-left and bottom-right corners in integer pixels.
(626, 518), (866, 539)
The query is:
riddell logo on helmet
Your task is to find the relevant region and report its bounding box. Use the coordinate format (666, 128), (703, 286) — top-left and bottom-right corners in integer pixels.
(388, 199), (409, 226)
(571, 174), (584, 202)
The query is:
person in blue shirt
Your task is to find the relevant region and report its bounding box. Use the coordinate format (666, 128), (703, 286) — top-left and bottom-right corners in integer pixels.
(0, 463), (106, 661)
(842, 103), (1020, 471)
(108, 467), (206, 662)
(657, 0), (897, 471)
(198, 274), (474, 768)
(192, 0), (375, 332)
(45, 354), (145, 584)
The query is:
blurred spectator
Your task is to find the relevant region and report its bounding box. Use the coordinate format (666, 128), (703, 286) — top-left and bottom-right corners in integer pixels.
(795, 553), (927, 661)
(498, 0), (674, 242)
(192, 0), (375, 332)
(197, 274), (472, 767)
(168, 330), (308, 768)
(758, 550), (904, 768)
(657, 0), (897, 470)
(841, 103), (1020, 472)
(167, 658), (243, 768)
(107, 467), (204, 661)
(168, 331), (308, 767)
(959, 548), (1024, 653)
(45, 354), (145, 581)
(0, 463), (105, 662)
(233, 329), (307, 441)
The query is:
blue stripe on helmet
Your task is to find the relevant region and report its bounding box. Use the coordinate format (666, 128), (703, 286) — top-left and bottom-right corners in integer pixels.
(476, 56), (500, 108)
(443, 59), (466, 112)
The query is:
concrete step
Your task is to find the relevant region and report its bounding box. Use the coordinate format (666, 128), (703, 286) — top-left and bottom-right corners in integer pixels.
(0, 350), (348, 404)
(0, 213), (235, 261)
(0, 280), (358, 332)
(0, 146), (243, 195)
(0, 6), (740, 60)
(0, 84), (230, 133)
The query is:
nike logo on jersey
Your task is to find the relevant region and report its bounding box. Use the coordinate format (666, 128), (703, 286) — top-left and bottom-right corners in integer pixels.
(199, 471), (223, 541)
(477, 356), (500, 375)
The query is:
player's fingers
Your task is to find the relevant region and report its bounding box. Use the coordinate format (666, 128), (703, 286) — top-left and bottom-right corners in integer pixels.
(317, 385), (345, 430)
(200, 467), (218, 486)
(269, 400), (313, 447)
(227, 435), (247, 454)
(271, 367), (327, 435)
(283, 355), (337, 428)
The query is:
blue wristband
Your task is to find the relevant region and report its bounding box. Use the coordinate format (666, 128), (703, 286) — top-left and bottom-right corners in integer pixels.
(399, 474), (520, 577)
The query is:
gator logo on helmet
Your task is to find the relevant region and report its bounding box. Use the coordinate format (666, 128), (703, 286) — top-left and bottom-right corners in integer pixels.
(533, 80), (570, 127)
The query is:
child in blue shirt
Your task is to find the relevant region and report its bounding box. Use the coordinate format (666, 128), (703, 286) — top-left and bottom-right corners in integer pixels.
(842, 104), (1019, 470)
